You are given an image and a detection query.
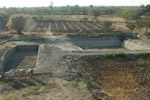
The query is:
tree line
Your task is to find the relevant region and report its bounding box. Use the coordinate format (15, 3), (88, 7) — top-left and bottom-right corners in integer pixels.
(0, 5), (150, 33)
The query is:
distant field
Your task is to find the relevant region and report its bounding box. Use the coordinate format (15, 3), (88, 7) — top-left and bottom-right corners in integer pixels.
(37, 15), (126, 22)
(35, 15), (128, 35)
(37, 21), (104, 35)
(49, 21), (103, 34)
(37, 21), (129, 35)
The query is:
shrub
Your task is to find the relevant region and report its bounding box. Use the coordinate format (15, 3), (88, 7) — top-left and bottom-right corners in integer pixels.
(117, 32), (138, 41)
(101, 21), (112, 32)
(126, 21), (136, 32)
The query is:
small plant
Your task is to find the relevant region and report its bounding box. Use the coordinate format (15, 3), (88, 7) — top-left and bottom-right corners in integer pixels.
(71, 80), (87, 90)
(126, 21), (136, 32)
(104, 53), (116, 58)
(77, 81), (87, 89)
(65, 56), (73, 62)
(101, 20), (112, 32)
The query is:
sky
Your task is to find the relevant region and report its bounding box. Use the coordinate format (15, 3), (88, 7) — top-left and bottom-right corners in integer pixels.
(0, 0), (149, 7)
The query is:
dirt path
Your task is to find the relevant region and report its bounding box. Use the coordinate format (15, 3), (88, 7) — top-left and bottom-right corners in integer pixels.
(45, 78), (94, 100)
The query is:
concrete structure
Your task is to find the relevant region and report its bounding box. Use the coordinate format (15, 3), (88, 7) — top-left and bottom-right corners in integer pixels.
(34, 45), (68, 76)
(69, 37), (121, 49)
(1, 37), (150, 78)
(122, 39), (150, 50)
(0, 45), (39, 72)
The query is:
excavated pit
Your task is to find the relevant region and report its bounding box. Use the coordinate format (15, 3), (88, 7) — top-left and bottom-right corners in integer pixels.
(1, 45), (39, 72)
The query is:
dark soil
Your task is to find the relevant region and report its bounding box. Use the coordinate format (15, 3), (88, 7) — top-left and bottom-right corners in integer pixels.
(4, 51), (38, 72)
(75, 57), (150, 100)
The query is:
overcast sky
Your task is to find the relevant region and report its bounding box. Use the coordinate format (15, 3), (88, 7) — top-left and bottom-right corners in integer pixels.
(0, 0), (149, 7)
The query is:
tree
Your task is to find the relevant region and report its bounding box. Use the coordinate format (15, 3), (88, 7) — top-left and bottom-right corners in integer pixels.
(143, 20), (150, 32)
(49, 1), (54, 14)
(126, 21), (136, 32)
(0, 12), (9, 30)
(7, 14), (29, 34)
(101, 21), (112, 32)
(119, 9), (140, 20)
(135, 20), (144, 33)
(89, 5), (94, 8)
(145, 12), (150, 17)
(145, 4), (150, 12)
(88, 9), (100, 21)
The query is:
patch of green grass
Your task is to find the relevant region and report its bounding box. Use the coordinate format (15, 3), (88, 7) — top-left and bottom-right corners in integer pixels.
(0, 81), (6, 85)
(21, 79), (57, 97)
(71, 80), (78, 87)
(65, 56), (73, 62)
(71, 68), (78, 73)
(104, 92), (117, 100)
(39, 79), (57, 93)
(134, 52), (150, 59)
(21, 90), (40, 97)
(77, 81), (87, 89)
(104, 52), (127, 59)
(71, 80), (87, 90)
(104, 53), (116, 58)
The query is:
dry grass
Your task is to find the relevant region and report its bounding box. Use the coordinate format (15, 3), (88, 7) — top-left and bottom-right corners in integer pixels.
(0, 78), (57, 100)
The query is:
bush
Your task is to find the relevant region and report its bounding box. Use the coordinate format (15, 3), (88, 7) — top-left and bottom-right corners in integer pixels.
(126, 21), (136, 32)
(101, 21), (112, 32)
(117, 32), (138, 41)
